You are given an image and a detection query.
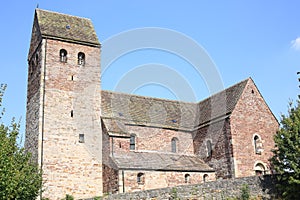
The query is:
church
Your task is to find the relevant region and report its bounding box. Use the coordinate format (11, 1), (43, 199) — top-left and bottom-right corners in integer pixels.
(25, 9), (279, 199)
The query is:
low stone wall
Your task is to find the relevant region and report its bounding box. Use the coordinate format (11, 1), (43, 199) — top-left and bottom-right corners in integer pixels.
(91, 175), (277, 200)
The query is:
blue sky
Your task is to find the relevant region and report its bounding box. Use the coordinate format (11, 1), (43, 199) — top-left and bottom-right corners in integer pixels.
(0, 1), (299, 139)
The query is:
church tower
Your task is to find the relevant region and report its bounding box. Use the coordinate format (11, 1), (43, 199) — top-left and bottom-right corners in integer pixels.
(25, 9), (102, 199)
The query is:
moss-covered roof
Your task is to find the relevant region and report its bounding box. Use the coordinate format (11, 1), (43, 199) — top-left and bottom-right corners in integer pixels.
(101, 78), (250, 131)
(35, 9), (100, 46)
(112, 151), (214, 172)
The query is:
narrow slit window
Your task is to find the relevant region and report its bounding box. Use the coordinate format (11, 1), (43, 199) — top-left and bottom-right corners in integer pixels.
(130, 134), (136, 150)
(171, 137), (178, 153)
(207, 140), (212, 158)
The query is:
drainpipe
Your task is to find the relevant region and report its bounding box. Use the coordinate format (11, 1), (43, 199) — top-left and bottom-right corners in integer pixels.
(111, 137), (114, 157)
(122, 170), (125, 193)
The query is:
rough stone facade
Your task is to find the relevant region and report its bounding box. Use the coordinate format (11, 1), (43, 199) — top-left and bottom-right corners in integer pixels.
(230, 80), (278, 178)
(119, 170), (215, 193)
(100, 175), (278, 200)
(26, 10), (102, 199)
(25, 9), (279, 200)
(194, 119), (234, 179)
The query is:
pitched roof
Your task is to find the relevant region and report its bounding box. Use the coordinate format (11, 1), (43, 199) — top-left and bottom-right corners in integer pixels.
(101, 78), (249, 131)
(35, 9), (99, 46)
(101, 90), (199, 131)
(112, 152), (214, 172)
(196, 78), (248, 126)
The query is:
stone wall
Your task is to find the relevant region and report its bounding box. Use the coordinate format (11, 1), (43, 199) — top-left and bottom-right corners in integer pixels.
(98, 175), (277, 200)
(119, 170), (215, 193)
(40, 39), (103, 199)
(118, 125), (194, 155)
(230, 79), (279, 177)
(193, 119), (234, 179)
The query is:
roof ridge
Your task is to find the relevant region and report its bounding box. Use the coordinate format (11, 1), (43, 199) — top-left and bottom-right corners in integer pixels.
(101, 90), (197, 105)
(197, 77), (250, 104)
(102, 77), (250, 105)
(36, 8), (92, 21)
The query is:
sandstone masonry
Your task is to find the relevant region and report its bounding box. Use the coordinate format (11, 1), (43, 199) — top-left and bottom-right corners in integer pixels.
(25, 9), (279, 200)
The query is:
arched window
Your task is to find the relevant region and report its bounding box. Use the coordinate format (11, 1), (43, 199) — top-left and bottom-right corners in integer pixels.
(203, 174), (208, 183)
(78, 52), (85, 66)
(130, 134), (136, 150)
(206, 140), (212, 158)
(184, 174), (190, 183)
(254, 135), (263, 154)
(137, 172), (145, 184)
(171, 137), (178, 153)
(60, 49), (67, 63)
(254, 163), (265, 176)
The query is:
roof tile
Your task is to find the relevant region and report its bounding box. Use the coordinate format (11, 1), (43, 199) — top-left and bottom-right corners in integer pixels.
(36, 9), (100, 46)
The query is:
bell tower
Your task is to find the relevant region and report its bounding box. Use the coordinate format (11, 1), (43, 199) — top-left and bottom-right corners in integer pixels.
(25, 9), (102, 199)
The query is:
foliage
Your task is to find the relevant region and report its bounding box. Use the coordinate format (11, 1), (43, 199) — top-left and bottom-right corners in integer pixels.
(170, 187), (179, 200)
(61, 194), (74, 200)
(271, 99), (300, 199)
(0, 84), (42, 199)
(240, 184), (250, 200)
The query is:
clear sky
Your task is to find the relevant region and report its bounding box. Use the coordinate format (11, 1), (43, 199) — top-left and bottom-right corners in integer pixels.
(0, 1), (299, 139)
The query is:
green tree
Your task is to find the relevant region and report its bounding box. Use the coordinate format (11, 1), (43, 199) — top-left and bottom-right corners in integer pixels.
(0, 84), (42, 199)
(271, 99), (300, 199)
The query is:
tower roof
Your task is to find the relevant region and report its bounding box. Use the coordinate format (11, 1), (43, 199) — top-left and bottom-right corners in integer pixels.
(35, 9), (100, 46)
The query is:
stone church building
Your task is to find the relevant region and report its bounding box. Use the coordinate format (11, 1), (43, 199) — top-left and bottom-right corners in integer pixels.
(25, 9), (279, 199)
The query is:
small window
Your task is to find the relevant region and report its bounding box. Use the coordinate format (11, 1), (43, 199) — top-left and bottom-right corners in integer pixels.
(254, 135), (263, 154)
(60, 49), (67, 63)
(171, 137), (178, 153)
(79, 134), (84, 143)
(184, 174), (190, 183)
(78, 52), (85, 66)
(70, 110), (73, 118)
(137, 173), (145, 184)
(35, 53), (39, 63)
(207, 140), (212, 158)
(203, 174), (208, 183)
(254, 163), (265, 176)
(130, 134), (136, 150)
(30, 60), (35, 76)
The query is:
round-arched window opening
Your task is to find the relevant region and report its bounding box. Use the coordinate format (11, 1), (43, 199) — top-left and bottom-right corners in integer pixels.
(254, 135), (263, 154)
(203, 174), (209, 183)
(137, 172), (145, 184)
(78, 52), (85, 66)
(254, 163), (265, 176)
(184, 174), (190, 183)
(60, 49), (67, 63)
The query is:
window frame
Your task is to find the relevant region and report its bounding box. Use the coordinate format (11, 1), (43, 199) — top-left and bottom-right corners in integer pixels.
(78, 52), (85, 66)
(59, 49), (68, 63)
(171, 137), (178, 153)
(130, 134), (136, 150)
(206, 140), (212, 158)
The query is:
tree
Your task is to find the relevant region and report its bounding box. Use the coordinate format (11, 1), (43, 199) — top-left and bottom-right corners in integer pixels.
(0, 84), (42, 199)
(271, 98), (300, 199)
